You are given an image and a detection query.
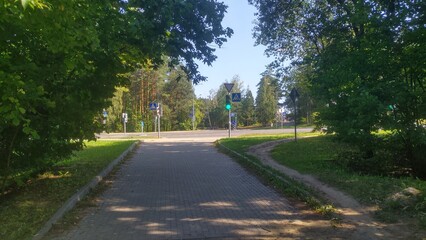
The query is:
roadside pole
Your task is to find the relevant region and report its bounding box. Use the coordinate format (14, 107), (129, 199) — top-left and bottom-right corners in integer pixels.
(158, 115), (161, 138)
(294, 103), (297, 142)
(228, 106), (231, 138)
(192, 99), (195, 131)
(290, 88), (299, 142)
(224, 83), (234, 138)
(122, 113), (128, 134)
(157, 103), (161, 139)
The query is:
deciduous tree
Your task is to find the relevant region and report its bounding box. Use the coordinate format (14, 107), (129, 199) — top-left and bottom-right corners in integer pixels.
(250, 0), (425, 176)
(0, 0), (232, 191)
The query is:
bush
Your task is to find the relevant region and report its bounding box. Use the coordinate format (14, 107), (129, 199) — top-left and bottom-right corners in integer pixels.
(413, 143), (426, 179)
(334, 149), (395, 176)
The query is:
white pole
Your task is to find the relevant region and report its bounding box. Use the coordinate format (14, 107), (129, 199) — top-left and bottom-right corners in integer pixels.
(158, 104), (161, 138)
(228, 109), (231, 138)
(192, 99), (195, 130)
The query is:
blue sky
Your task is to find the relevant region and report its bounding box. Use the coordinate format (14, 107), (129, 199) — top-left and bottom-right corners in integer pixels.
(193, 0), (271, 99)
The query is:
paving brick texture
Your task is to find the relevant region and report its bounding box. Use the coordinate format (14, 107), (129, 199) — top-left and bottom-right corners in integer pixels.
(49, 141), (349, 240)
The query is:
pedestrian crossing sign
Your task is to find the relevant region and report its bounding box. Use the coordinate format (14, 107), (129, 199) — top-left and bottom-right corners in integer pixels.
(232, 93), (241, 102)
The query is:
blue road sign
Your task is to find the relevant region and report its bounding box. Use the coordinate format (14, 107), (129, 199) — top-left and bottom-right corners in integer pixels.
(232, 93), (241, 102)
(149, 102), (157, 110)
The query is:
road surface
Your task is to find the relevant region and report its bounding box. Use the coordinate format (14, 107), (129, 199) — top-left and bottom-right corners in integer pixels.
(47, 136), (354, 240)
(96, 128), (313, 141)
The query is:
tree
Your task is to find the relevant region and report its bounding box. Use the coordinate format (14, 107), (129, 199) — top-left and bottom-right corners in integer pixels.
(162, 67), (196, 130)
(240, 88), (256, 126)
(210, 85), (230, 128)
(281, 65), (316, 124)
(203, 76), (245, 129)
(227, 75), (244, 127)
(250, 0), (426, 176)
(256, 75), (278, 126)
(0, 0), (233, 192)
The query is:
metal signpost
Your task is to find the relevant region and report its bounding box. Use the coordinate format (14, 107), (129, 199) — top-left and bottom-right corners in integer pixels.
(122, 112), (128, 134)
(141, 121), (144, 133)
(157, 103), (161, 139)
(192, 99), (195, 131)
(150, 102), (161, 138)
(290, 88), (300, 142)
(102, 109), (108, 124)
(224, 83), (234, 138)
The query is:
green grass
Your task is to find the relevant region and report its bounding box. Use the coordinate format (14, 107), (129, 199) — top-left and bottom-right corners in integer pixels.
(238, 123), (315, 130)
(0, 140), (136, 240)
(270, 135), (346, 174)
(271, 136), (426, 225)
(220, 134), (426, 228)
(218, 133), (336, 215)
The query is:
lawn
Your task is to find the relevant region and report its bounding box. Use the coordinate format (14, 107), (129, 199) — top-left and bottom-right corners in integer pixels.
(271, 135), (426, 225)
(219, 134), (426, 227)
(0, 140), (136, 240)
(217, 132), (335, 213)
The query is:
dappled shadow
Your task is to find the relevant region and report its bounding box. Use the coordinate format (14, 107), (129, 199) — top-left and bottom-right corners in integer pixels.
(50, 142), (357, 240)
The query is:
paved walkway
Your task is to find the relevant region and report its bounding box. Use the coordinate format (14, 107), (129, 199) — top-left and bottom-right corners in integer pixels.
(49, 140), (351, 240)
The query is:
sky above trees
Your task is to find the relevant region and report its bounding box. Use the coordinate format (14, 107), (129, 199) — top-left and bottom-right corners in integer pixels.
(194, 0), (273, 99)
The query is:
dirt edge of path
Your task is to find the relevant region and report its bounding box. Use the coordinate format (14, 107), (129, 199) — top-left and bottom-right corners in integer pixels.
(247, 138), (424, 240)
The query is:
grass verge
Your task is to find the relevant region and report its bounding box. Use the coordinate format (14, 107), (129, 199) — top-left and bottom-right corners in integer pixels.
(0, 140), (136, 240)
(217, 133), (338, 219)
(270, 135), (426, 226)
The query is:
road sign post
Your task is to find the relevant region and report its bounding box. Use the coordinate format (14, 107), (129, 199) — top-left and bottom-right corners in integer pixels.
(224, 83), (234, 138)
(228, 108), (231, 138)
(141, 121), (144, 133)
(290, 88), (300, 142)
(157, 104), (161, 139)
(192, 99), (195, 131)
(122, 112), (128, 134)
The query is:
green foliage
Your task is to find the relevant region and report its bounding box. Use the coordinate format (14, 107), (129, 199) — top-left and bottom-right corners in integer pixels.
(250, 0), (426, 177)
(270, 135), (426, 227)
(281, 65), (316, 124)
(240, 88), (256, 126)
(162, 68), (196, 130)
(1, 0), (232, 190)
(201, 76), (244, 129)
(256, 75), (278, 126)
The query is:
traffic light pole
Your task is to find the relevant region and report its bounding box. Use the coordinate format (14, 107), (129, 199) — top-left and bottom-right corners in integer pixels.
(290, 88), (299, 143)
(228, 107), (231, 138)
(158, 114), (161, 139)
(224, 83), (234, 138)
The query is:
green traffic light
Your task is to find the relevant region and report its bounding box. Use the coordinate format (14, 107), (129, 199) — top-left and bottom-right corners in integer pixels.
(225, 95), (231, 110)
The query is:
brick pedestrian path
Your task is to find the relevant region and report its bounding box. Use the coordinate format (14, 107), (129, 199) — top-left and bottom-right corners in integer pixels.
(49, 140), (349, 240)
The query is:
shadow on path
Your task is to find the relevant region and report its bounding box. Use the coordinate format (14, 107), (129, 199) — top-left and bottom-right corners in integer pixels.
(47, 141), (355, 240)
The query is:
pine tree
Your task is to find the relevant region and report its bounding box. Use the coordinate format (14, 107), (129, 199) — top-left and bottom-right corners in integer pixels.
(256, 76), (278, 126)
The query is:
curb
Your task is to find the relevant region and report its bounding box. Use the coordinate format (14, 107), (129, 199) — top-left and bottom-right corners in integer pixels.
(32, 141), (140, 240)
(216, 140), (321, 204)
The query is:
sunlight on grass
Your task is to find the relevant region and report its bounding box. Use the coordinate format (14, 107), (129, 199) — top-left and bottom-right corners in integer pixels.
(271, 135), (426, 226)
(0, 140), (135, 240)
(220, 134), (426, 229)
